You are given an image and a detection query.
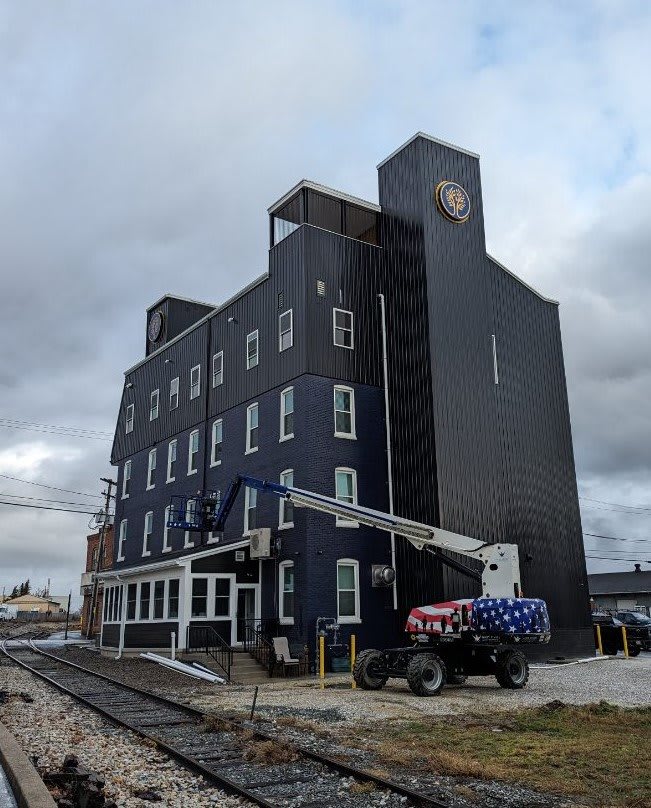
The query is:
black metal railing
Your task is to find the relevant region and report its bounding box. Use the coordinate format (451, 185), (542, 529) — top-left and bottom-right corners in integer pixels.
(241, 620), (277, 677)
(186, 625), (233, 680)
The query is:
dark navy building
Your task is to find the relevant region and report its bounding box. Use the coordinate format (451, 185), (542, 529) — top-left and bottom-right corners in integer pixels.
(99, 133), (593, 659)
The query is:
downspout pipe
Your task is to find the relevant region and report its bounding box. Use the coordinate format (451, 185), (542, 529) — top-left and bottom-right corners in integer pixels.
(378, 294), (398, 610)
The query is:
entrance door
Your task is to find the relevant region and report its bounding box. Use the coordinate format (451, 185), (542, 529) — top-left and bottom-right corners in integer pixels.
(236, 587), (257, 644)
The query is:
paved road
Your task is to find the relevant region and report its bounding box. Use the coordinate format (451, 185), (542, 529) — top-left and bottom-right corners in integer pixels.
(0, 763), (17, 808)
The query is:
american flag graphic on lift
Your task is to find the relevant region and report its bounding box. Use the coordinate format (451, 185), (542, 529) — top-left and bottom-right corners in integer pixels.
(406, 598), (550, 636)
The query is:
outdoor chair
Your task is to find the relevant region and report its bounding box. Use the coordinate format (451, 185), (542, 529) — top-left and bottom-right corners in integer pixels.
(272, 636), (300, 677)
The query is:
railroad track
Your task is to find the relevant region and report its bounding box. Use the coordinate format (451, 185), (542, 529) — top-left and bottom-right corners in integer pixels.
(1, 640), (448, 808)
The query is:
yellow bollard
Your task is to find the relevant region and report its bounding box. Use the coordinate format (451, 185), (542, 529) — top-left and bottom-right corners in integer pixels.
(319, 635), (325, 689)
(621, 625), (629, 658)
(596, 623), (604, 656)
(350, 634), (356, 689)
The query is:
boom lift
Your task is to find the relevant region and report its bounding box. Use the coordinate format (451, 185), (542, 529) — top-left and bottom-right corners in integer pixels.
(168, 475), (550, 696)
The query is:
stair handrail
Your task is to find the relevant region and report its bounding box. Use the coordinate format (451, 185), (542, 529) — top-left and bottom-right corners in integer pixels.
(186, 624), (233, 680)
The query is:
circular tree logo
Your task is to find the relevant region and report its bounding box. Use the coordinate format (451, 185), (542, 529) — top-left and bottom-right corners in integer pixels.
(435, 181), (470, 223)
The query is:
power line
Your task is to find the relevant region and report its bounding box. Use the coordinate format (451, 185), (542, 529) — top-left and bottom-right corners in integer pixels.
(0, 473), (104, 500)
(0, 492), (104, 508)
(580, 495), (651, 512)
(0, 423), (111, 441)
(0, 417), (112, 437)
(585, 555), (650, 563)
(584, 532), (650, 545)
(580, 503), (651, 516)
(0, 499), (102, 516)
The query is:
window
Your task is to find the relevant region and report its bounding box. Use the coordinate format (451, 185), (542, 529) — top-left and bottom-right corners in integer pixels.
(125, 403), (134, 434)
(211, 419), (223, 466)
(91, 547), (98, 569)
(184, 499), (196, 548)
(334, 386), (356, 438)
(333, 308), (354, 349)
(279, 310), (293, 352)
(122, 461), (131, 499)
(153, 581), (165, 619)
(335, 468), (358, 526)
(246, 330), (259, 369)
(126, 584), (137, 621)
(190, 364), (201, 399)
(150, 389), (159, 421)
(146, 449), (157, 489)
(279, 469), (294, 528)
(117, 519), (127, 561)
(139, 582), (151, 620)
(244, 486), (257, 534)
(279, 561), (294, 624)
(188, 430), (199, 474)
(114, 586), (122, 622)
(168, 579), (179, 619)
(142, 511), (153, 557)
(166, 440), (177, 482)
(214, 579), (230, 617)
(170, 377), (179, 410)
(337, 559), (360, 622)
(245, 404), (259, 453)
(192, 578), (208, 618)
(163, 505), (172, 553)
(212, 351), (223, 387)
(280, 387), (294, 441)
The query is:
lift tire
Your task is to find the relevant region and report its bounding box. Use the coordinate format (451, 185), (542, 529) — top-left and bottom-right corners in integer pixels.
(495, 651), (529, 689)
(353, 649), (388, 690)
(627, 645), (641, 657)
(447, 674), (467, 686)
(406, 654), (447, 696)
(602, 641), (619, 657)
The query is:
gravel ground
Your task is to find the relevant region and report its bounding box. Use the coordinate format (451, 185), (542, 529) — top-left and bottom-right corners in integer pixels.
(0, 664), (244, 807)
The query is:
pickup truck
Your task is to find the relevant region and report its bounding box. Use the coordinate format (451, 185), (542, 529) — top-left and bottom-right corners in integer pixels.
(615, 611), (651, 651)
(592, 613), (646, 656)
(0, 605), (17, 621)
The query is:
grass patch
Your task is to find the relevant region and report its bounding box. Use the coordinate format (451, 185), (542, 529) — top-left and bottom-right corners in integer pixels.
(350, 701), (650, 807)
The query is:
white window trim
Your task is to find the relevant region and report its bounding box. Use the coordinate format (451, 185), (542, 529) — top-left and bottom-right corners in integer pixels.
(246, 329), (259, 370)
(187, 429), (199, 476)
(162, 506), (172, 553)
(337, 558), (361, 624)
(125, 403), (134, 434)
(278, 309), (293, 352)
(190, 364), (201, 400)
(146, 448), (156, 490)
(245, 403), (259, 455)
(121, 461), (131, 500)
(335, 467), (359, 527)
(334, 385), (356, 440)
(278, 560), (295, 625)
(117, 519), (127, 562)
(210, 419), (223, 467)
(212, 351), (224, 388)
(207, 531), (220, 544)
(169, 376), (179, 410)
(333, 308), (354, 350)
(166, 440), (177, 483)
(142, 511), (153, 558)
(184, 531), (194, 548)
(150, 389), (160, 422)
(243, 486), (257, 536)
(279, 469), (294, 529)
(279, 386), (294, 442)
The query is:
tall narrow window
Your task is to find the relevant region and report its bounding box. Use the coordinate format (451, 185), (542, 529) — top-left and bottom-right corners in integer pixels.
(125, 403), (134, 434)
(167, 440), (177, 482)
(153, 581), (165, 619)
(142, 511), (153, 557)
(246, 330), (259, 369)
(146, 449), (157, 489)
(211, 419), (223, 466)
(334, 386), (356, 438)
(190, 365), (201, 399)
(163, 505), (172, 553)
(169, 377), (179, 410)
(335, 467), (358, 526)
(280, 387), (294, 441)
(333, 308), (354, 348)
(184, 499), (196, 548)
(244, 486), (257, 534)
(212, 351), (224, 387)
(167, 579), (179, 619)
(214, 579), (230, 617)
(122, 461), (131, 499)
(117, 519), (127, 562)
(139, 582), (151, 620)
(246, 404), (259, 453)
(279, 310), (293, 352)
(126, 584), (137, 621)
(192, 578), (208, 618)
(337, 559), (360, 622)
(188, 430), (199, 474)
(279, 469), (294, 528)
(279, 560), (294, 624)
(150, 389), (159, 421)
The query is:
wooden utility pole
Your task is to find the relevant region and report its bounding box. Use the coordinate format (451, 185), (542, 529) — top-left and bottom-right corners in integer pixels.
(87, 477), (115, 640)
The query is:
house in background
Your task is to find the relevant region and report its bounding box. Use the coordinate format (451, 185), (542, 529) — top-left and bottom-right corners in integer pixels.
(4, 594), (67, 615)
(80, 526), (114, 637)
(588, 565), (651, 614)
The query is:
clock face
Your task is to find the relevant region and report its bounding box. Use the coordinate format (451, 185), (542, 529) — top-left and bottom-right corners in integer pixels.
(148, 311), (164, 343)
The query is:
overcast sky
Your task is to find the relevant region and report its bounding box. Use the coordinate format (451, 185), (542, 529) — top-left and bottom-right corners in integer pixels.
(1, 1), (650, 603)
